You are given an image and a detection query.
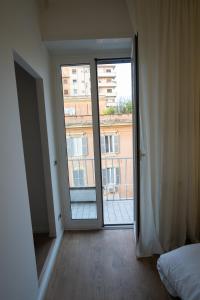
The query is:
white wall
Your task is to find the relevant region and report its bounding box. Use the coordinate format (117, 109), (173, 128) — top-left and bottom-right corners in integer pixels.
(38, 0), (133, 41)
(0, 1), (62, 299)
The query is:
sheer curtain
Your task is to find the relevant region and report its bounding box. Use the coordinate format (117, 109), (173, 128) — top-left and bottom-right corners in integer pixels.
(127, 0), (200, 257)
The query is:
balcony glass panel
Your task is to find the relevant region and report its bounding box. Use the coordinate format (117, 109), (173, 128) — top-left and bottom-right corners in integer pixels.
(61, 65), (97, 220)
(97, 62), (134, 225)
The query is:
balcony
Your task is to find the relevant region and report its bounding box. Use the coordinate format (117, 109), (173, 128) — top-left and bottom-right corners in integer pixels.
(98, 91), (117, 97)
(98, 81), (117, 87)
(68, 157), (134, 225)
(98, 71), (116, 78)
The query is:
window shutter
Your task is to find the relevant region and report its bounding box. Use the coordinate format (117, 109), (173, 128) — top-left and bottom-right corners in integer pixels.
(73, 169), (85, 187)
(114, 135), (120, 153)
(79, 170), (85, 186)
(67, 137), (73, 157)
(102, 169), (107, 186)
(116, 167), (120, 185)
(101, 136), (106, 153)
(82, 136), (88, 155)
(73, 170), (79, 186)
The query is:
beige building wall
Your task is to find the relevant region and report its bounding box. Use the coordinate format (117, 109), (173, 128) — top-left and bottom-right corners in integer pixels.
(63, 96), (107, 116)
(65, 119), (133, 199)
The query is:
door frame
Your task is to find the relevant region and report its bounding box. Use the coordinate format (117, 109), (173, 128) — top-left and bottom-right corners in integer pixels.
(53, 49), (136, 230)
(55, 57), (103, 229)
(13, 51), (57, 237)
(132, 35), (140, 240)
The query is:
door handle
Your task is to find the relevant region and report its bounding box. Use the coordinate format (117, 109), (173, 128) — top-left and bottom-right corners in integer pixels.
(140, 150), (146, 160)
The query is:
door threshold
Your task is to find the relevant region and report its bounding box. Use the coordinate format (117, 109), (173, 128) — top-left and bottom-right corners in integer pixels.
(103, 225), (134, 230)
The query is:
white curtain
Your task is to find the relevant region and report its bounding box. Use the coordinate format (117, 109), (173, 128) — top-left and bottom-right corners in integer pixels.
(127, 0), (200, 257)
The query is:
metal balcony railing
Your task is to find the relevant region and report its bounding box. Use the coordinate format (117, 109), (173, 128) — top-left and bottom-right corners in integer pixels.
(67, 157), (133, 202)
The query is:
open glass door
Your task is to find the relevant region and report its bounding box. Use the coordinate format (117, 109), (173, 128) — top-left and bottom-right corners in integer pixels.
(60, 55), (136, 229)
(61, 64), (102, 227)
(96, 59), (134, 226)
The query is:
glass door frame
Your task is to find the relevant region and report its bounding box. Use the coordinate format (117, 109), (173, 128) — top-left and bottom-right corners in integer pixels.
(54, 52), (135, 230)
(95, 57), (134, 227)
(56, 57), (103, 229)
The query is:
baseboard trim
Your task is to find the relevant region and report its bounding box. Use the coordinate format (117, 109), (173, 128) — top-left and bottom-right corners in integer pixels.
(37, 230), (63, 300)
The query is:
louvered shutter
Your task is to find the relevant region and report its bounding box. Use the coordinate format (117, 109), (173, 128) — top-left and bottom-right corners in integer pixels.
(101, 136), (106, 153)
(114, 135), (120, 153)
(67, 137), (73, 157)
(73, 169), (85, 187)
(79, 170), (85, 186)
(82, 136), (88, 155)
(116, 167), (120, 184)
(73, 170), (79, 186)
(102, 169), (107, 186)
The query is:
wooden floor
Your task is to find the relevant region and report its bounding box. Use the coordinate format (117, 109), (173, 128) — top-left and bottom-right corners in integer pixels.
(45, 230), (172, 300)
(34, 233), (53, 277)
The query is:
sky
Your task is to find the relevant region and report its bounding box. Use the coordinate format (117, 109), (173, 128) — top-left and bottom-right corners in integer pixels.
(115, 63), (132, 102)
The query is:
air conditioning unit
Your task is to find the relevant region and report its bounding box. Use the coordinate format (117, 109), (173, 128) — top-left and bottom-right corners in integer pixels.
(107, 185), (118, 193)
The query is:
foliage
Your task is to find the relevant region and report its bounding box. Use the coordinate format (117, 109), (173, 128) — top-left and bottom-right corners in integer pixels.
(103, 100), (132, 115)
(103, 107), (117, 115)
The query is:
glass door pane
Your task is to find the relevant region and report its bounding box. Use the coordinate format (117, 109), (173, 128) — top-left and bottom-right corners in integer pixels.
(97, 61), (134, 225)
(61, 64), (97, 220)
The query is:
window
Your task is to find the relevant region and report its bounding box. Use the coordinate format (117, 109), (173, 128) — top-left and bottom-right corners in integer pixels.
(106, 69), (111, 73)
(107, 89), (112, 93)
(63, 79), (68, 84)
(107, 78), (112, 83)
(64, 89), (68, 95)
(101, 135), (119, 154)
(72, 69), (76, 74)
(102, 167), (120, 186)
(64, 107), (75, 116)
(73, 89), (78, 95)
(73, 169), (85, 187)
(67, 136), (88, 157)
(73, 79), (78, 90)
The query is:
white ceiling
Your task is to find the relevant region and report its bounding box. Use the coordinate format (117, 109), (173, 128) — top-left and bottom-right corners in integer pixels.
(45, 38), (132, 55)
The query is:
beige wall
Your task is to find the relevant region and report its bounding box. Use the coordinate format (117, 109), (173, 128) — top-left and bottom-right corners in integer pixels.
(38, 0), (133, 41)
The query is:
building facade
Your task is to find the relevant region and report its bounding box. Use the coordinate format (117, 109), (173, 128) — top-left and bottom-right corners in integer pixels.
(61, 64), (133, 201)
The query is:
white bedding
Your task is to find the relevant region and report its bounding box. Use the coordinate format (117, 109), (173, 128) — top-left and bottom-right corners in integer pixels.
(157, 244), (200, 300)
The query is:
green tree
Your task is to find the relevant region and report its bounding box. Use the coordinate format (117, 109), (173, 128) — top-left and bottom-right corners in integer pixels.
(103, 107), (117, 115)
(103, 100), (133, 115)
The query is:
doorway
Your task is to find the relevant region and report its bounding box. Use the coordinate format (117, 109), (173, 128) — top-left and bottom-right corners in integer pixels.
(60, 58), (134, 228)
(14, 59), (55, 278)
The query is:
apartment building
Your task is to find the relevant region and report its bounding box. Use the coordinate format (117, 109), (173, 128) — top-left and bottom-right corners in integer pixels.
(98, 64), (117, 106)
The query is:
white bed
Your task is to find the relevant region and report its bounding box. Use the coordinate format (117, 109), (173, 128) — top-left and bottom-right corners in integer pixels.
(157, 243), (200, 300)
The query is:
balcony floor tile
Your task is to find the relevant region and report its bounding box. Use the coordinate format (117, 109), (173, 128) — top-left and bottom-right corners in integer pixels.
(71, 200), (133, 225)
